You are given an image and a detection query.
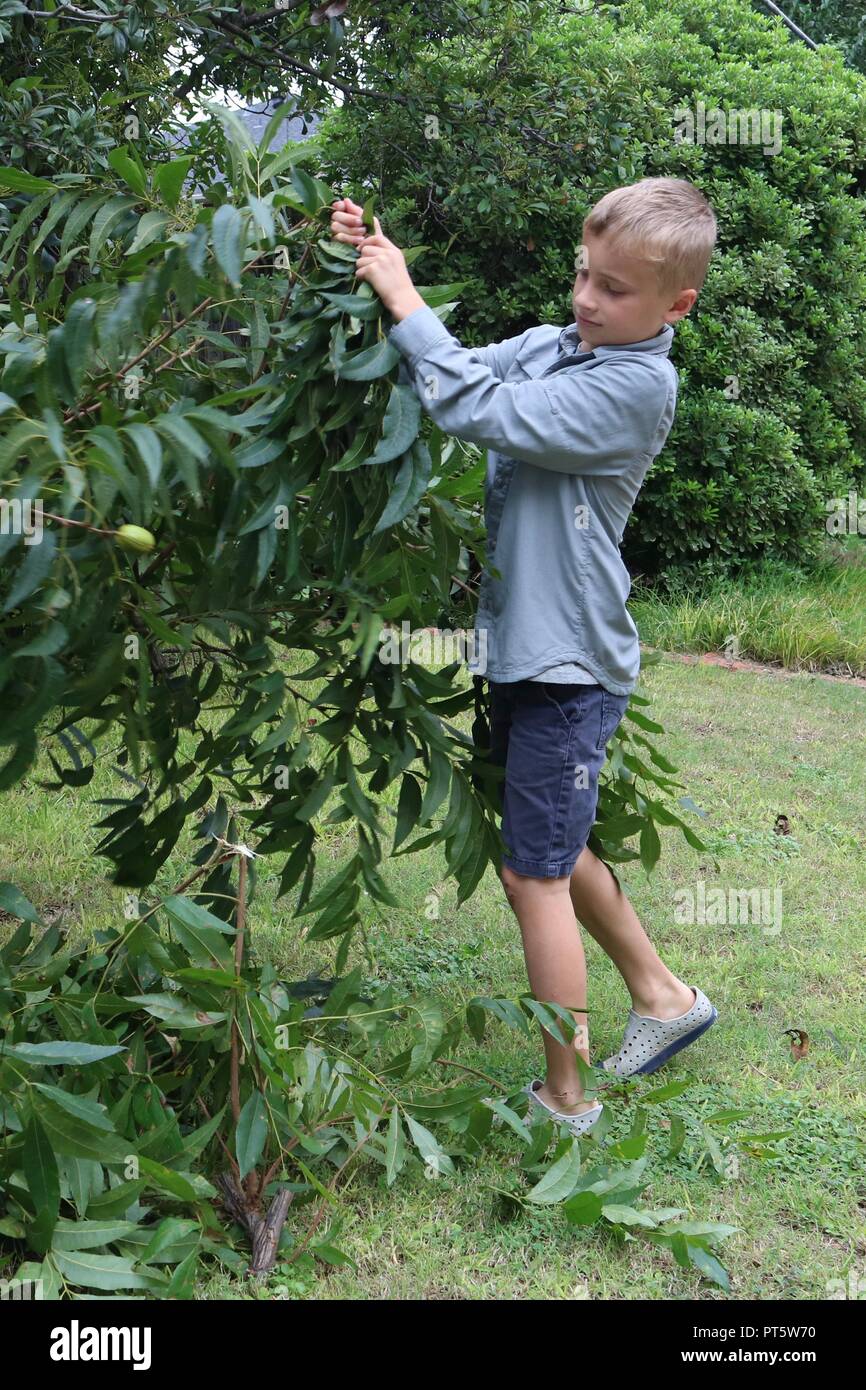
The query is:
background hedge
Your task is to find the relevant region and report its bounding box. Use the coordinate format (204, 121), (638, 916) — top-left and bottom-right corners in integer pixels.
(318, 0), (866, 586)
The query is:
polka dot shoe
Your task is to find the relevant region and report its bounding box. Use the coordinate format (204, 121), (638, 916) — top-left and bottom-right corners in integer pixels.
(596, 985), (718, 1078)
(523, 1079), (604, 1135)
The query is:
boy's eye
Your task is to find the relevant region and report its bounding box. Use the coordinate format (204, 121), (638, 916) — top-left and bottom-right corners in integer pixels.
(575, 269), (624, 295)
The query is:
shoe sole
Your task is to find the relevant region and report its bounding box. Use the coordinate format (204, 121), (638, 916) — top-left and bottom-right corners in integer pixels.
(524, 1086), (604, 1134)
(594, 1006), (718, 1078)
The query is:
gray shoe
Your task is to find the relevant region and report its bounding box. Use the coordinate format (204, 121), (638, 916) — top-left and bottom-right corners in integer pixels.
(596, 985), (718, 1077)
(524, 1078), (604, 1135)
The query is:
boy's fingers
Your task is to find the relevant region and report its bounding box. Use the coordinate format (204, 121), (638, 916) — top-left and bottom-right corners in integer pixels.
(331, 198), (365, 218)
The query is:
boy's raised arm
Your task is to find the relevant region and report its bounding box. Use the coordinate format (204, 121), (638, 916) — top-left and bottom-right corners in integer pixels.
(334, 199), (672, 477)
(389, 302), (672, 477)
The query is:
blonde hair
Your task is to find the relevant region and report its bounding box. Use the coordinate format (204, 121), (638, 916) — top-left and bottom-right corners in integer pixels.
(583, 177), (717, 299)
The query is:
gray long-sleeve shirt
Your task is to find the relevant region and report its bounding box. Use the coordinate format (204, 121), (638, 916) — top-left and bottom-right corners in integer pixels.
(387, 303), (678, 695)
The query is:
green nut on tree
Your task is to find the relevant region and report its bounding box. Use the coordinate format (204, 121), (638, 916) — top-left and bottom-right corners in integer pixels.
(115, 524), (156, 553)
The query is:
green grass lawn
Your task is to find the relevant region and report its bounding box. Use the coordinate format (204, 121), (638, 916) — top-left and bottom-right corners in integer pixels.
(3, 649), (865, 1300)
(630, 536), (866, 677)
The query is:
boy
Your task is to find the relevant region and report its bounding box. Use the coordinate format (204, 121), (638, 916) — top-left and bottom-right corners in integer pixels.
(330, 177), (719, 1135)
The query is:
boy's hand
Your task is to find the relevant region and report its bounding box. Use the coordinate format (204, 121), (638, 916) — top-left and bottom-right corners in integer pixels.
(329, 196), (367, 247)
(354, 216), (425, 319)
(329, 198), (425, 321)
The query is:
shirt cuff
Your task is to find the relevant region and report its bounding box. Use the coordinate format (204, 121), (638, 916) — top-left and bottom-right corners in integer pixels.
(387, 303), (453, 368)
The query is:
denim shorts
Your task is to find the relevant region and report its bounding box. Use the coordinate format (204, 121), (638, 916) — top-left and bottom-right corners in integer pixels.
(484, 679), (630, 879)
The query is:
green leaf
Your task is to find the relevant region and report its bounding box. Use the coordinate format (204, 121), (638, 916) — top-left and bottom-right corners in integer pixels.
(404, 1113), (455, 1177)
(418, 748), (451, 824)
(88, 194), (137, 267)
(363, 384), (421, 466)
(385, 1106), (407, 1186)
(139, 1217), (200, 1265)
(685, 1242), (731, 1292)
(562, 1189), (604, 1224)
(393, 772), (422, 850)
(236, 1091), (268, 1180)
(51, 1249), (153, 1291)
(5, 1041), (125, 1065)
(0, 882), (44, 924)
(335, 337), (401, 381)
(289, 164), (323, 215)
(248, 194), (275, 244)
(3, 529), (57, 613)
(126, 210), (171, 255)
(406, 998), (445, 1079)
(640, 1079), (693, 1104)
(32, 1084), (120, 1134)
(23, 1113), (60, 1255)
(414, 281), (472, 307)
(154, 156), (192, 209)
(162, 894), (235, 969)
(86, 1179), (147, 1219)
(124, 993), (227, 1030)
(0, 167), (58, 193)
(59, 190), (110, 259)
(639, 817), (661, 873)
(63, 296), (97, 394)
(137, 1155), (199, 1202)
(373, 439), (433, 534)
(31, 1086), (132, 1163)
(526, 1140), (586, 1204)
(257, 100), (309, 158)
(320, 290), (381, 320)
(107, 147), (147, 197)
(50, 1218), (140, 1251)
(601, 1203), (659, 1227)
(157, 412), (211, 463)
(211, 202), (245, 287)
(122, 422), (163, 486)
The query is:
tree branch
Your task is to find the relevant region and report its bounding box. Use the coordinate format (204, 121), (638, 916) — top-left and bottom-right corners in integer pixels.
(210, 14), (408, 105)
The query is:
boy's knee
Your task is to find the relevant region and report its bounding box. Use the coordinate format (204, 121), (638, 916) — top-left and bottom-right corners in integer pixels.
(500, 864), (570, 903)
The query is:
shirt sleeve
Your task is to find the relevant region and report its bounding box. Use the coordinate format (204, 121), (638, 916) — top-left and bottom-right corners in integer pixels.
(388, 302), (671, 476)
(393, 309), (532, 391)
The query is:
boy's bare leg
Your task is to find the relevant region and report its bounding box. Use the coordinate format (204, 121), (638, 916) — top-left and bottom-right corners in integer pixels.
(499, 865), (599, 1116)
(568, 845), (695, 1017)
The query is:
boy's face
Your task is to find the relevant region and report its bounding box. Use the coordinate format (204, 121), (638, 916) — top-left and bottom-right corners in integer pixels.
(571, 230), (698, 348)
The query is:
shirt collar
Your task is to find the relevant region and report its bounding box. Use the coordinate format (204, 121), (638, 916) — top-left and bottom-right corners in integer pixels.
(556, 319), (674, 359)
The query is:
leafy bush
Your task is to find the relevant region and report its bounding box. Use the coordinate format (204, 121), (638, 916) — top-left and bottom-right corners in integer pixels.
(783, 0), (866, 74)
(0, 870), (746, 1297)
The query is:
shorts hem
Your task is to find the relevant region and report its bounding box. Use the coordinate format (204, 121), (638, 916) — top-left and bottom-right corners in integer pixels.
(501, 852), (580, 879)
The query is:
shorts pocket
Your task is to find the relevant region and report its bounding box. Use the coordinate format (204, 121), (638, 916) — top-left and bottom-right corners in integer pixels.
(596, 690), (629, 750)
(538, 683), (585, 729)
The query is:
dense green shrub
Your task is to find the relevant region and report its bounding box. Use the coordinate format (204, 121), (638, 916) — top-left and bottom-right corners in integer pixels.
(784, 0), (866, 74)
(318, 0), (866, 585)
